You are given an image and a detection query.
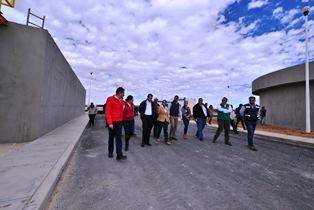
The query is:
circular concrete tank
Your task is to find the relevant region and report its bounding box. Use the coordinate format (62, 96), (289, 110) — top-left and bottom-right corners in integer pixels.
(252, 62), (314, 130)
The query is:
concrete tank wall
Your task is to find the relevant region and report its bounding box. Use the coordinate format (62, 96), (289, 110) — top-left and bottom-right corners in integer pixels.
(0, 22), (86, 143)
(252, 62), (314, 131)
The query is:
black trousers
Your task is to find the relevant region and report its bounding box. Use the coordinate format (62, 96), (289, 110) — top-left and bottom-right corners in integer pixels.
(141, 115), (154, 145)
(213, 120), (230, 143)
(236, 116), (246, 129)
(108, 121), (123, 157)
(88, 114), (96, 127)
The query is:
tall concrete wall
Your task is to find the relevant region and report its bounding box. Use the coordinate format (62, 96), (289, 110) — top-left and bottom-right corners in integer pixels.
(0, 22), (85, 143)
(252, 62), (314, 131)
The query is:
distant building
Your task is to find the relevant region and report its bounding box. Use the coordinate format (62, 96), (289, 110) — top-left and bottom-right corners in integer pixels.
(252, 61), (314, 130)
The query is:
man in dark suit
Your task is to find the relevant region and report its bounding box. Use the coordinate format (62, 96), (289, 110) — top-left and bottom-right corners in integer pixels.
(139, 94), (156, 147)
(193, 98), (208, 141)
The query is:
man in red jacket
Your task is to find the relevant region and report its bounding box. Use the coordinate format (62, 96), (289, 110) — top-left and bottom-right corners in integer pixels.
(105, 87), (127, 161)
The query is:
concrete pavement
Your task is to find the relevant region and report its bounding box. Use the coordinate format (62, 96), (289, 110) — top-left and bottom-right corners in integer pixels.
(47, 116), (314, 210)
(207, 123), (314, 149)
(0, 114), (88, 210)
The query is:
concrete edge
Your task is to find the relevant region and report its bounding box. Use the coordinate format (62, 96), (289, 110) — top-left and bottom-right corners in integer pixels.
(207, 124), (314, 149)
(24, 114), (88, 210)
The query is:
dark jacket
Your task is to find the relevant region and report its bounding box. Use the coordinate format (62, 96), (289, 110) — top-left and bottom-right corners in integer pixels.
(193, 103), (208, 119)
(139, 100), (156, 117)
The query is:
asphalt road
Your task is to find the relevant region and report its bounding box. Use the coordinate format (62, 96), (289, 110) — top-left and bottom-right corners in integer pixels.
(47, 115), (314, 210)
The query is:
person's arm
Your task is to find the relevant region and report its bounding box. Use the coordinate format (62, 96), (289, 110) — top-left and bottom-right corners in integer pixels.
(240, 106), (245, 117)
(217, 105), (231, 113)
(105, 98), (113, 128)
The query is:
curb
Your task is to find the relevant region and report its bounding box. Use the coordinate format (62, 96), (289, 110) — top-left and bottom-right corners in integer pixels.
(207, 124), (314, 149)
(24, 115), (88, 210)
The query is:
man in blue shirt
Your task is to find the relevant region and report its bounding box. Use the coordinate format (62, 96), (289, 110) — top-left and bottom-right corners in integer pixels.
(240, 96), (260, 151)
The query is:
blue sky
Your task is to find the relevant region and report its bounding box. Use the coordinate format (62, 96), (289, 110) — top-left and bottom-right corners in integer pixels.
(3, 0), (314, 106)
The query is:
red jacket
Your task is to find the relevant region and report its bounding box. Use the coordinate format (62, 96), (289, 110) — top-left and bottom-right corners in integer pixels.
(105, 95), (124, 125)
(123, 102), (134, 121)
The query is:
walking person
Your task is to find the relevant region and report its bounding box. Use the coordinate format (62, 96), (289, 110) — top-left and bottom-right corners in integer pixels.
(156, 100), (171, 145)
(181, 101), (191, 139)
(169, 95), (181, 141)
(139, 94), (156, 147)
(230, 105), (239, 134)
(260, 107), (267, 125)
(105, 87), (127, 160)
(86, 102), (97, 127)
(240, 96), (260, 151)
(153, 98), (160, 138)
(123, 95), (135, 151)
(212, 97), (232, 146)
(235, 104), (246, 130)
(208, 105), (214, 124)
(193, 98), (208, 141)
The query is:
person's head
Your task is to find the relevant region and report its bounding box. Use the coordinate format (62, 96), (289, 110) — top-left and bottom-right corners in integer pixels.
(221, 97), (228, 104)
(249, 96), (256, 105)
(239, 103), (243, 108)
(173, 95), (179, 102)
(126, 95), (134, 104)
(147, 93), (153, 102)
(162, 100), (167, 106)
(184, 101), (188, 106)
(153, 97), (158, 103)
(90, 102), (94, 108)
(209, 105), (213, 109)
(198, 98), (203, 105)
(116, 87), (125, 99)
(261, 106), (265, 109)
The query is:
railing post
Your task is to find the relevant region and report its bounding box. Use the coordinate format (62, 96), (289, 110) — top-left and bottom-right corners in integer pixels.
(26, 8), (30, 25)
(42, 15), (45, 28)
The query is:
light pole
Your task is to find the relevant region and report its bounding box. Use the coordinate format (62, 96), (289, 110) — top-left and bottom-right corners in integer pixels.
(88, 72), (93, 105)
(303, 7), (311, 133)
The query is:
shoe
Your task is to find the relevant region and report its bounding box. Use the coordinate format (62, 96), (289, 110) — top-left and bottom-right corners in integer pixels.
(183, 134), (188, 139)
(141, 144), (145, 147)
(172, 137), (178, 141)
(108, 153), (113, 158)
(225, 142), (232, 146)
(212, 139), (216, 143)
(146, 143), (152, 146)
(248, 145), (257, 151)
(166, 141), (171, 145)
(156, 139), (160, 142)
(116, 155), (127, 160)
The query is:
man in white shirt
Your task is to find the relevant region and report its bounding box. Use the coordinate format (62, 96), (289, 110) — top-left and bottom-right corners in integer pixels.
(139, 94), (156, 147)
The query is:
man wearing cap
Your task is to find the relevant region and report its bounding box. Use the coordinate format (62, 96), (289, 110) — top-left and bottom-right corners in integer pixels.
(212, 97), (232, 146)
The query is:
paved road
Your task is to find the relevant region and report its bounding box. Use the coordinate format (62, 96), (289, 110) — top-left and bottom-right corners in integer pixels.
(47, 116), (314, 210)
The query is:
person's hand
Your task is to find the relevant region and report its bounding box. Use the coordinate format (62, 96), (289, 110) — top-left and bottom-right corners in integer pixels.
(109, 124), (113, 129)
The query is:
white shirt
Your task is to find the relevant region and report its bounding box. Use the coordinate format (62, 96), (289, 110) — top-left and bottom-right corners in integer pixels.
(144, 100), (152, 115)
(201, 105), (208, 117)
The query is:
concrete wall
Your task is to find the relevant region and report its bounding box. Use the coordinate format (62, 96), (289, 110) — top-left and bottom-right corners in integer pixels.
(252, 62), (314, 130)
(0, 22), (85, 143)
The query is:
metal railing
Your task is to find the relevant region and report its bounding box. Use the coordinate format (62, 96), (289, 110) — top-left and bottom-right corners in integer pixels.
(26, 8), (45, 29)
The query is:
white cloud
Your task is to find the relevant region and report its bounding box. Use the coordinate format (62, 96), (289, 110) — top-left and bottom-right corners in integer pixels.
(2, 0), (314, 106)
(248, 0), (269, 10)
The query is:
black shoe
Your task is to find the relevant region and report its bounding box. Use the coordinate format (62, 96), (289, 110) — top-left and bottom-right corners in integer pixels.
(146, 143), (152, 146)
(172, 137), (178, 141)
(225, 142), (232, 146)
(212, 139), (216, 143)
(248, 145), (257, 151)
(108, 153), (113, 158)
(141, 144), (145, 147)
(116, 155), (127, 160)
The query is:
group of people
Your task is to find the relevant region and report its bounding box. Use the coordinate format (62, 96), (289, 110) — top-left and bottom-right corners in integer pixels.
(86, 87), (263, 161)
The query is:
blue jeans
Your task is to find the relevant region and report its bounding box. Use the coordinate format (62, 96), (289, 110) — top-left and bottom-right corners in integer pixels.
(183, 117), (190, 134)
(195, 118), (206, 140)
(123, 119), (134, 136)
(156, 121), (169, 140)
(245, 121), (257, 146)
